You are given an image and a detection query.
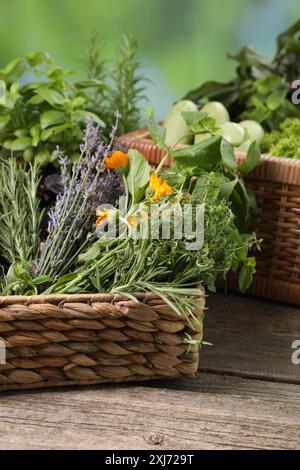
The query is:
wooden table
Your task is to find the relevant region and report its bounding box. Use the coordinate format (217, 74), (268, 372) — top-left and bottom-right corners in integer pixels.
(0, 293), (299, 450)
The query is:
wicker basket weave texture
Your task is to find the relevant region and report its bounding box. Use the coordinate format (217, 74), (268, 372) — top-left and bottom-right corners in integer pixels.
(0, 290), (205, 391)
(117, 129), (300, 305)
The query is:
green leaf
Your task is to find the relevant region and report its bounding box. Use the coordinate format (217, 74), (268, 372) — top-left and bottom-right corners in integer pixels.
(13, 263), (32, 283)
(181, 111), (207, 127)
(147, 108), (166, 150)
(41, 123), (72, 141)
(25, 51), (53, 67)
(27, 94), (45, 105)
(247, 187), (257, 214)
(193, 172), (222, 201)
(29, 124), (41, 146)
(10, 137), (32, 151)
(46, 66), (73, 82)
(182, 110), (218, 135)
(6, 264), (19, 284)
(182, 80), (239, 108)
(40, 110), (65, 129)
(230, 178), (256, 231)
(267, 90), (286, 111)
(23, 81), (51, 92)
(35, 149), (50, 167)
(73, 110), (105, 127)
(10, 82), (19, 95)
(0, 114), (10, 130)
(2, 139), (14, 150)
(220, 176), (238, 199)
(0, 80), (6, 105)
(1, 86), (20, 109)
(29, 124), (41, 138)
(256, 76), (283, 95)
(239, 257), (256, 292)
(71, 96), (86, 108)
(0, 57), (23, 77)
(127, 149), (150, 202)
(36, 88), (65, 106)
(32, 275), (52, 286)
(171, 136), (222, 170)
(49, 272), (78, 291)
(74, 79), (107, 90)
(23, 149), (34, 162)
(220, 138), (237, 171)
(77, 241), (102, 265)
(14, 129), (26, 138)
(239, 141), (261, 174)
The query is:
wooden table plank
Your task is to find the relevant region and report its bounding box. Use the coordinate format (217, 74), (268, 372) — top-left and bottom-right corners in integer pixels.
(0, 373), (299, 450)
(201, 292), (300, 383)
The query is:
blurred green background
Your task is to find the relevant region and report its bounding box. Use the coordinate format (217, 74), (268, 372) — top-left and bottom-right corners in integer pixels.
(0, 0), (299, 119)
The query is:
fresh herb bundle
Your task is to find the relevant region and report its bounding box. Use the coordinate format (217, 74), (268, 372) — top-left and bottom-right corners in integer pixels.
(0, 52), (106, 167)
(35, 116), (123, 281)
(0, 159), (42, 268)
(148, 108), (260, 233)
(84, 34), (148, 135)
(0, 116), (259, 318)
(109, 35), (147, 135)
(42, 118), (259, 312)
(47, 170), (257, 304)
(0, 159), (44, 293)
(0, 35), (147, 167)
(183, 20), (300, 131)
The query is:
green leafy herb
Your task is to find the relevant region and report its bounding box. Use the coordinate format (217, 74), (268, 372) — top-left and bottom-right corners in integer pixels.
(84, 34), (148, 136)
(109, 35), (147, 135)
(171, 136), (222, 170)
(0, 52), (107, 166)
(239, 141), (260, 174)
(0, 35), (147, 167)
(261, 117), (300, 158)
(147, 108), (167, 150)
(0, 159), (43, 293)
(127, 149), (150, 203)
(183, 20), (300, 131)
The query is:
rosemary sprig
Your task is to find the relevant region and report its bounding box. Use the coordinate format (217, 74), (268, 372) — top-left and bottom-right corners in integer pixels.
(0, 159), (43, 268)
(83, 30), (107, 110)
(110, 34), (147, 135)
(84, 33), (147, 135)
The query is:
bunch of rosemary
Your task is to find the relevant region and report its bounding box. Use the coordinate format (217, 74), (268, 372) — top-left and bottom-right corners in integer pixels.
(0, 159), (43, 292)
(0, 159), (42, 267)
(84, 33), (147, 135)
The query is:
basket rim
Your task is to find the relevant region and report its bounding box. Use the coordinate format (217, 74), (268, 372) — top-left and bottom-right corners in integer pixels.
(117, 128), (300, 185)
(0, 286), (205, 306)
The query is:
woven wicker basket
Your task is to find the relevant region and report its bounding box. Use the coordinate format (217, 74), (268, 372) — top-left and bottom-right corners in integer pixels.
(118, 129), (300, 306)
(0, 290), (205, 392)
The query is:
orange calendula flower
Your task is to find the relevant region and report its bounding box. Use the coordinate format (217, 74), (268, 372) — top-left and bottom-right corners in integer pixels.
(104, 151), (129, 174)
(127, 215), (138, 226)
(96, 208), (110, 226)
(149, 173), (174, 202)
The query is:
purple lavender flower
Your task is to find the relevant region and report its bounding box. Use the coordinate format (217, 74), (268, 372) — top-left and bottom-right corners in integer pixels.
(35, 116), (123, 279)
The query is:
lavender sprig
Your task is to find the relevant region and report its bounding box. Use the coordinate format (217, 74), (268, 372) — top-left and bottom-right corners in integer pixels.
(35, 116), (123, 279)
